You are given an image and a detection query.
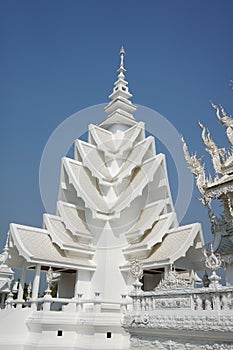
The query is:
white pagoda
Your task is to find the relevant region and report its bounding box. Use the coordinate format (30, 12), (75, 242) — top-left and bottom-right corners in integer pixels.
(0, 49), (211, 350)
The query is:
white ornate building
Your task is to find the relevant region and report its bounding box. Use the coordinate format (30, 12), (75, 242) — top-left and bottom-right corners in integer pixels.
(0, 49), (232, 349)
(182, 99), (233, 285)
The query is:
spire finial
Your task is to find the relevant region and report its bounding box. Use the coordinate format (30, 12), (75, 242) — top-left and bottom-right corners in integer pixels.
(104, 47), (137, 118)
(120, 46), (125, 68)
(118, 46), (126, 78)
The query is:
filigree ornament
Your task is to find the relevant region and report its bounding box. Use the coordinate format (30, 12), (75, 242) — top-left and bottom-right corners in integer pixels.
(203, 246), (222, 288)
(130, 259), (143, 281)
(203, 246), (221, 272)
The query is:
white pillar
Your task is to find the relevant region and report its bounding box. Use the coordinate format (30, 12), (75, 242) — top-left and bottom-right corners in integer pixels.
(17, 265), (26, 301)
(74, 270), (79, 297)
(0, 293), (6, 308)
(32, 264), (41, 300)
(164, 265), (169, 279)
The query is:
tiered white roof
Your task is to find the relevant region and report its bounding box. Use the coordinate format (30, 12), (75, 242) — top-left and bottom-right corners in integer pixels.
(2, 48), (204, 297)
(9, 224), (95, 271)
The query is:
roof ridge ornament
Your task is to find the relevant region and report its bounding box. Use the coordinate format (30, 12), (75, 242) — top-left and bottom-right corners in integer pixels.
(211, 100), (233, 148)
(181, 135), (208, 204)
(198, 120), (225, 175)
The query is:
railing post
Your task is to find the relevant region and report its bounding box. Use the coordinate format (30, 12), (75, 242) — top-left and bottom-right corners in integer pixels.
(204, 293), (212, 310)
(141, 296), (146, 311)
(76, 293), (83, 312)
(5, 292), (14, 309)
(212, 292), (221, 311)
(120, 294), (127, 314)
(221, 292), (229, 310)
(43, 289), (52, 311)
(132, 296), (136, 310)
(17, 265), (26, 308)
(190, 293), (195, 310)
(194, 294), (203, 310)
(135, 296), (142, 312)
(94, 291), (101, 312)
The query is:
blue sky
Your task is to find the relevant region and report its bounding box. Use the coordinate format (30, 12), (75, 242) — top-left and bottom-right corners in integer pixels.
(0, 0), (233, 251)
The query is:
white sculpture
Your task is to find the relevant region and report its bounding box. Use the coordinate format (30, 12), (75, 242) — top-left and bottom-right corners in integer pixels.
(181, 136), (209, 204)
(211, 101), (233, 148)
(203, 245), (222, 288)
(198, 121), (225, 175)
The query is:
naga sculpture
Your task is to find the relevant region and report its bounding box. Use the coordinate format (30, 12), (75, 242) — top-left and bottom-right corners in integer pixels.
(181, 136), (209, 204)
(198, 121), (225, 175)
(211, 101), (233, 148)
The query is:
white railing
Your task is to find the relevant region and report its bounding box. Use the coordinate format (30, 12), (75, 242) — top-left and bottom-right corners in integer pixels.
(3, 291), (130, 313)
(130, 286), (233, 312)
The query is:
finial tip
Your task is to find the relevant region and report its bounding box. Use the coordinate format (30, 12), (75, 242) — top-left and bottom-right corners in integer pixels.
(120, 46), (125, 55)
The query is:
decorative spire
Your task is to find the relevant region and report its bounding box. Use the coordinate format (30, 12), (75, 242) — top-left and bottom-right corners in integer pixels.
(118, 46), (126, 79)
(109, 46), (130, 100)
(104, 47), (137, 119)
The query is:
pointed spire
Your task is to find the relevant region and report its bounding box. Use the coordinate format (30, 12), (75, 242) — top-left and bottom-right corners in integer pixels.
(109, 46), (131, 100)
(104, 47), (137, 119)
(118, 46), (126, 79)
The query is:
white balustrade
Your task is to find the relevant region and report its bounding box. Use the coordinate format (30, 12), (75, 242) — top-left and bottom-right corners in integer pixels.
(129, 287), (233, 312)
(2, 291), (131, 314)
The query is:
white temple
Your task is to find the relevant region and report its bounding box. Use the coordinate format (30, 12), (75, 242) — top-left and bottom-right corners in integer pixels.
(0, 49), (232, 350)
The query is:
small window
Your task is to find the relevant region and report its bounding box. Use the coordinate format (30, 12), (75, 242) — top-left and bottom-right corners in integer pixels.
(57, 330), (63, 337)
(106, 332), (112, 338)
(122, 86), (126, 91)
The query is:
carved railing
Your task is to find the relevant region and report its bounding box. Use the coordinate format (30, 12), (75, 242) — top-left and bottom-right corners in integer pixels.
(130, 286), (233, 312)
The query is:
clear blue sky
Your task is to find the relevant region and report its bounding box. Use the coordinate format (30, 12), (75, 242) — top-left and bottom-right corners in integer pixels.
(0, 0), (233, 251)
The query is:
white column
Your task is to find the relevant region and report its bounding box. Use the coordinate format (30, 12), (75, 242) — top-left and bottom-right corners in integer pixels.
(0, 293), (6, 308)
(17, 265), (26, 301)
(74, 270), (79, 297)
(164, 265), (169, 279)
(32, 264), (41, 300)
